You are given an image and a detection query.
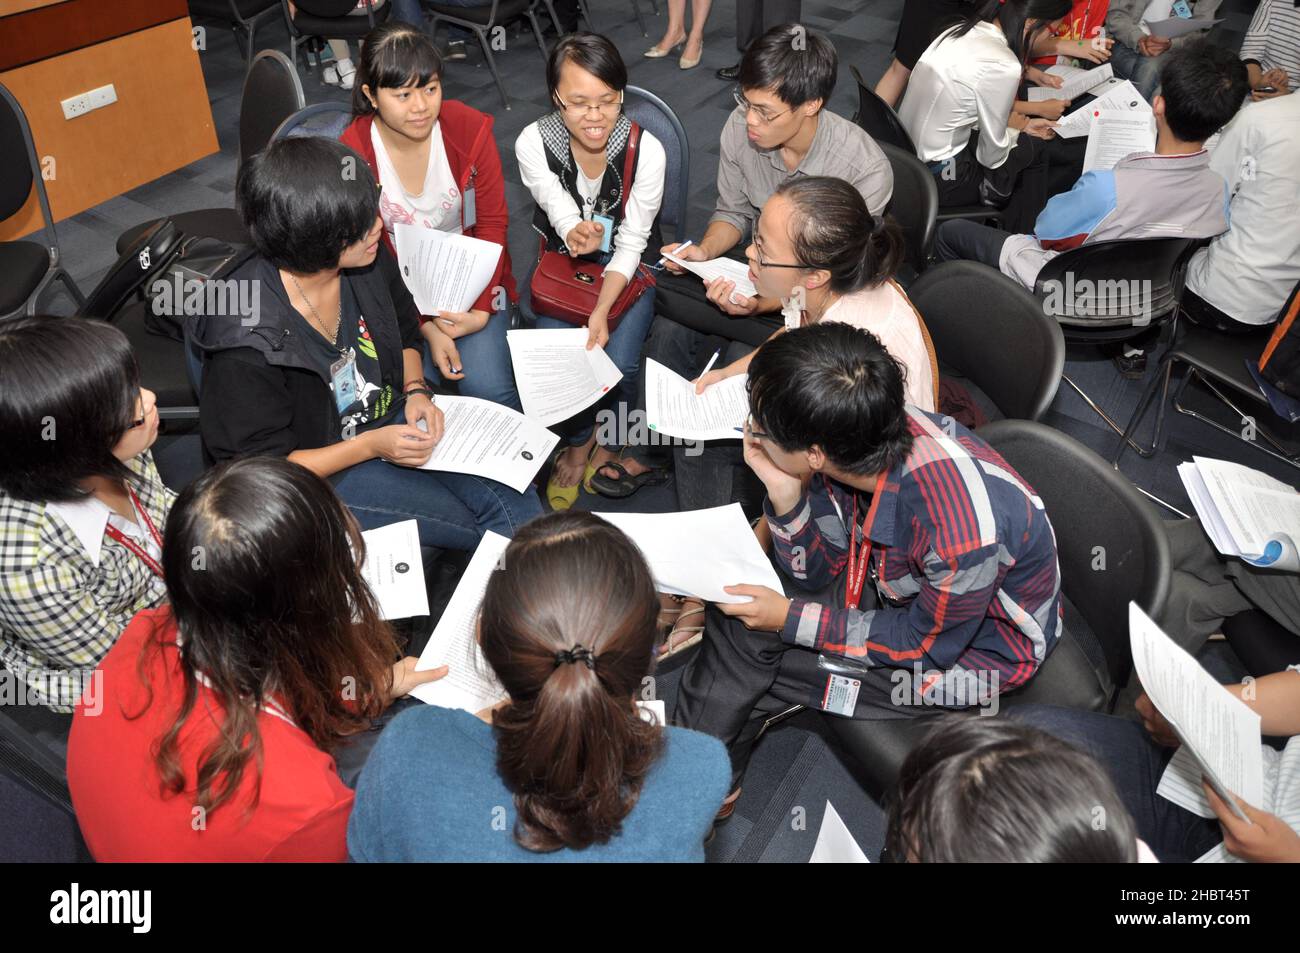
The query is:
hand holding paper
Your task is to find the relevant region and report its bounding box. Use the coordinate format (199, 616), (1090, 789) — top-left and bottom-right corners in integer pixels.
(412, 395), (558, 492)
(392, 223), (502, 317)
(663, 250), (759, 302)
(644, 357), (748, 441)
(507, 328), (623, 427)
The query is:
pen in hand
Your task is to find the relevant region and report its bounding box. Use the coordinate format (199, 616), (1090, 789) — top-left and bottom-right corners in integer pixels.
(656, 239), (694, 269)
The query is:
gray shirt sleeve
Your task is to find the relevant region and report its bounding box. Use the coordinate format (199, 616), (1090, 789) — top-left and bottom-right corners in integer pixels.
(709, 110), (754, 237)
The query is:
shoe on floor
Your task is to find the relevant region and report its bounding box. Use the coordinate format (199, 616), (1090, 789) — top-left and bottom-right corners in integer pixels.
(443, 40), (468, 61)
(323, 60), (356, 91)
(716, 63), (740, 81)
(1113, 349), (1148, 380)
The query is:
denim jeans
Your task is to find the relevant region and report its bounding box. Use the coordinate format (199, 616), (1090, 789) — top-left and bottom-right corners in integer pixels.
(333, 456), (543, 552)
(422, 306), (522, 412)
(1008, 703), (1225, 862)
(933, 219), (1013, 270)
(1109, 40), (1164, 102)
(520, 255), (657, 447)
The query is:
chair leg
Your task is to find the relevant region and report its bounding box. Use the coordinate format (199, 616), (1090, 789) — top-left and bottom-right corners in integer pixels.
(473, 28), (510, 110)
(1173, 370), (1300, 470)
(1061, 373), (1152, 456)
(1112, 355), (1177, 465)
(539, 0), (562, 34)
(526, 10), (548, 58)
(630, 0), (648, 35)
(577, 0), (595, 29)
(54, 268), (85, 309)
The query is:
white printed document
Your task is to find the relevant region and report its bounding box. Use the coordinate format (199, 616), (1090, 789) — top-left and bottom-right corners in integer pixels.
(360, 520), (429, 620)
(506, 328), (623, 427)
(393, 223), (501, 316)
(809, 801), (870, 863)
(411, 530), (509, 713)
(413, 395), (557, 493)
(1146, 16), (1221, 38)
(1178, 456), (1300, 572)
(1056, 81), (1150, 138)
(644, 358), (748, 441)
(594, 503), (785, 604)
(1129, 603), (1263, 820)
(663, 250), (759, 302)
(1028, 63), (1115, 101)
(1082, 108), (1157, 172)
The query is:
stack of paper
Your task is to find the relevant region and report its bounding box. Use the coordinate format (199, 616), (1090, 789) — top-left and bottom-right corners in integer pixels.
(1055, 80), (1150, 138)
(662, 250), (759, 302)
(360, 520), (429, 620)
(1027, 63), (1115, 102)
(392, 223), (502, 316)
(644, 358), (748, 441)
(506, 328), (623, 427)
(1129, 603), (1263, 820)
(1082, 109), (1157, 173)
(593, 503), (785, 604)
(413, 395), (557, 493)
(1178, 457), (1300, 571)
(1146, 16), (1221, 38)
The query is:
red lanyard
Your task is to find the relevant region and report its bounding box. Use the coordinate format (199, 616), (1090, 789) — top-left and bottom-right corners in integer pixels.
(103, 486), (164, 578)
(844, 490), (883, 610)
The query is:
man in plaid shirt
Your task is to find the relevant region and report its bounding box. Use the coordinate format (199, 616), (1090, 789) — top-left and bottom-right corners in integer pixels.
(675, 323), (1063, 791)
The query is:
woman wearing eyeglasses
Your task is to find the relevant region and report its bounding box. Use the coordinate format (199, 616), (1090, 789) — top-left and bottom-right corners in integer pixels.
(515, 32), (667, 510)
(0, 319), (172, 723)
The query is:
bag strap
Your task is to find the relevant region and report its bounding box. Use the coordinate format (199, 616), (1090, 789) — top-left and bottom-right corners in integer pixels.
(619, 122), (641, 220)
(1260, 282), (1300, 369)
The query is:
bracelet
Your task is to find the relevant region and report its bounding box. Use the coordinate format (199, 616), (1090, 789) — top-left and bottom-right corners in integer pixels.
(404, 388), (436, 401)
(403, 378), (432, 393)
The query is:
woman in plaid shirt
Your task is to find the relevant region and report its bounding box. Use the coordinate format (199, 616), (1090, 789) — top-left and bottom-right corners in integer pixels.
(0, 319), (174, 716)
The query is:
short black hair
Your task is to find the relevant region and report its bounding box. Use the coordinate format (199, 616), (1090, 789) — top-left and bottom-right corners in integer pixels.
(546, 31), (628, 108)
(885, 715), (1140, 863)
(236, 137), (378, 274)
(747, 322), (913, 476)
(0, 318), (141, 503)
(738, 23), (837, 108)
(1158, 39), (1249, 142)
(352, 20), (444, 116)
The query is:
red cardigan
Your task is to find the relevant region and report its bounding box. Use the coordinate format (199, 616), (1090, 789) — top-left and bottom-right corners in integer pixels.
(341, 101), (518, 319)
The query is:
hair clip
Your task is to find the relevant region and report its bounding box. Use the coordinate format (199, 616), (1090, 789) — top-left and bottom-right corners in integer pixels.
(553, 645), (597, 670)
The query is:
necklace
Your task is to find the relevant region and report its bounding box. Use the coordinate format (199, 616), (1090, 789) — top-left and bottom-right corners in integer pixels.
(288, 272), (343, 349)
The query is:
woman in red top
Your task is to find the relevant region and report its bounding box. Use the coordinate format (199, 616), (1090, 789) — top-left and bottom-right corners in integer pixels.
(340, 22), (521, 412)
(66, 456), (444, 862)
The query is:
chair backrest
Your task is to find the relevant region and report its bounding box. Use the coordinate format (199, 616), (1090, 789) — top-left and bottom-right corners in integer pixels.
(624, 85), (689, 244)
(78, 219), (184, 320)
(849, 64), (917, 154)
(239, 49), (305, 166)
(0, 82), (58, 246)
(879, 142), (937, 274)
(1032, 236), (1200, 330)
(909, 261), (1064, 422)
(0, 707), (87, 861)
(293, 0), (371, 16)
(977, 419), (1171, 695)
(270, 101), (355, 143)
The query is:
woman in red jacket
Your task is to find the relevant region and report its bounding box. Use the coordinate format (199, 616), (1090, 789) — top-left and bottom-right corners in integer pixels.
(341, 22), (521, 411)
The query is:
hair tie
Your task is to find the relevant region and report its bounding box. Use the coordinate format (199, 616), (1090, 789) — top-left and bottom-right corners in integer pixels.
(553, 645), (597, 670)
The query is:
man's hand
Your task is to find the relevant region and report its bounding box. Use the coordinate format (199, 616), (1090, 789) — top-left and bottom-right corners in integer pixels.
(390, 657), (448, 700)
(366, 423), (436, 467)
(435, 309), (490, 340)
(705, 277), (761, 316)
(1135, 691), (1180, 747)
(404, 392), (444, 444)
(586, 312), (610, 350)
(1023, 117), (1058, 140)
(1253, 68), (1290, 100)
(660, 240), (706, 275)
(718, 584), (793, 631)
(428, 330), (464, 381)
(1138, 35), (1171, 57)
(742, 420), (803, 514)
(1204, 782), (1300, 862)
(566, 220), (606, 257)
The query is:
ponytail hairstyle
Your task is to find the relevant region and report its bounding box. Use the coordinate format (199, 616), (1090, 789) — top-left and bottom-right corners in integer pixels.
(775, 176), (904, 296)
(352, 20), (444, 116)
(943, 0), (1073, 67)
(479, 511), (663, 852)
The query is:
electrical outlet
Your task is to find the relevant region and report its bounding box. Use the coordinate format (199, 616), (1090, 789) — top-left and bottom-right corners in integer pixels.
(60, 84), (117, 120)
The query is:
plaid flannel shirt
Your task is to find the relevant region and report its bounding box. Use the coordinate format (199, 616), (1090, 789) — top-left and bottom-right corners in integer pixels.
(0, 452), (175, 712)
(769, 409), (1063, 700)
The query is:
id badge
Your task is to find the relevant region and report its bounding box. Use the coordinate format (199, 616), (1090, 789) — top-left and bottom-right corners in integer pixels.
(1171, 0), (1192, 17)
(820, 673), (861, 718)
(462, 187), (477, 231)
(330, 349), (357, 414)
(592, 212), (615, 254)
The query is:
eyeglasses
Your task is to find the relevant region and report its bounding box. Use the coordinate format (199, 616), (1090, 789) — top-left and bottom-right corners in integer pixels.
(752, 239), (807, 270)
(744, 415), (770, 440)
(733, 88), (790, 124)
(556, 93), (623, 117)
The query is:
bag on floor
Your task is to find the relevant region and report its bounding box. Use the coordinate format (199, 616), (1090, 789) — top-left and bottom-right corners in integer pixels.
(1257, 280), (1300, 398)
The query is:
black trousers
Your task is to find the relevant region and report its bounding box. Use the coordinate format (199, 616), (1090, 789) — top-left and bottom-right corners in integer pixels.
(736, 0), (803, 52)
(653, 265), (783, 347)
(934, 133), (1054, 234)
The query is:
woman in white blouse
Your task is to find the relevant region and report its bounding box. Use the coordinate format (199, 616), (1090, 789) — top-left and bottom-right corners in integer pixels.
(515, 33), (666, 510)
(897, 0), (1071, 231)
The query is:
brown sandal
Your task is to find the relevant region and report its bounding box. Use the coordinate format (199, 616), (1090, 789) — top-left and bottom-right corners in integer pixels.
(659, 598), (705, 659)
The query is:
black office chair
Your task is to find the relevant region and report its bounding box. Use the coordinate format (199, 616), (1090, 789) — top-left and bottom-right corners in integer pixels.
(909, 261), (1064, 422)
(624, 85), (689, 245)
(827, 419), (1172, 800)
(283, 0), (391, 73)
(0, 705), (89, 862)
(271, 100), (355, 142)
(188, 0), (282, 61)
(1114, 280), (1300, 472)
(426, 1), (548, 108)
(879, 141), (937, 277)
(1033, 236), (1202, 451)
(115, 50), (303, 255)
(0, 82), (84, 322)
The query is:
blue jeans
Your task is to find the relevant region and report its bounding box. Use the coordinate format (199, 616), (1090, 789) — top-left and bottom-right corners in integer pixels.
(520, 256), (657, 447)
(422, 306), (521, 412)
(1108, 40), (1164, 102)
(933, 219), (1012, 270)
(333, 456), (543, 552)
(1008, 704), (1225, 862)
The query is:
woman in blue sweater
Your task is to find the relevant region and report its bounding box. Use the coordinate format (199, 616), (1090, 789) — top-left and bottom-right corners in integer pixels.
(348, 511), (730, 861)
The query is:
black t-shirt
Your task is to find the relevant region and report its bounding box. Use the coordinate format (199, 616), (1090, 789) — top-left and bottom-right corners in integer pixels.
(295, 281), (399, 434)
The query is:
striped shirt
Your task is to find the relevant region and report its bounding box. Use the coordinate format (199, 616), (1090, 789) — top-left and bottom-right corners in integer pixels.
(1157, 665), (1300, 863)
(768, 409), (1064, 702)
(1240, 0), (1300, 87)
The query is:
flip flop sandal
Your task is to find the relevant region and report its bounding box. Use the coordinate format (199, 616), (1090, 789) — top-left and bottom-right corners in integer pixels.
(658, 603), (706, 660)
(590, 460), (671, 498)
